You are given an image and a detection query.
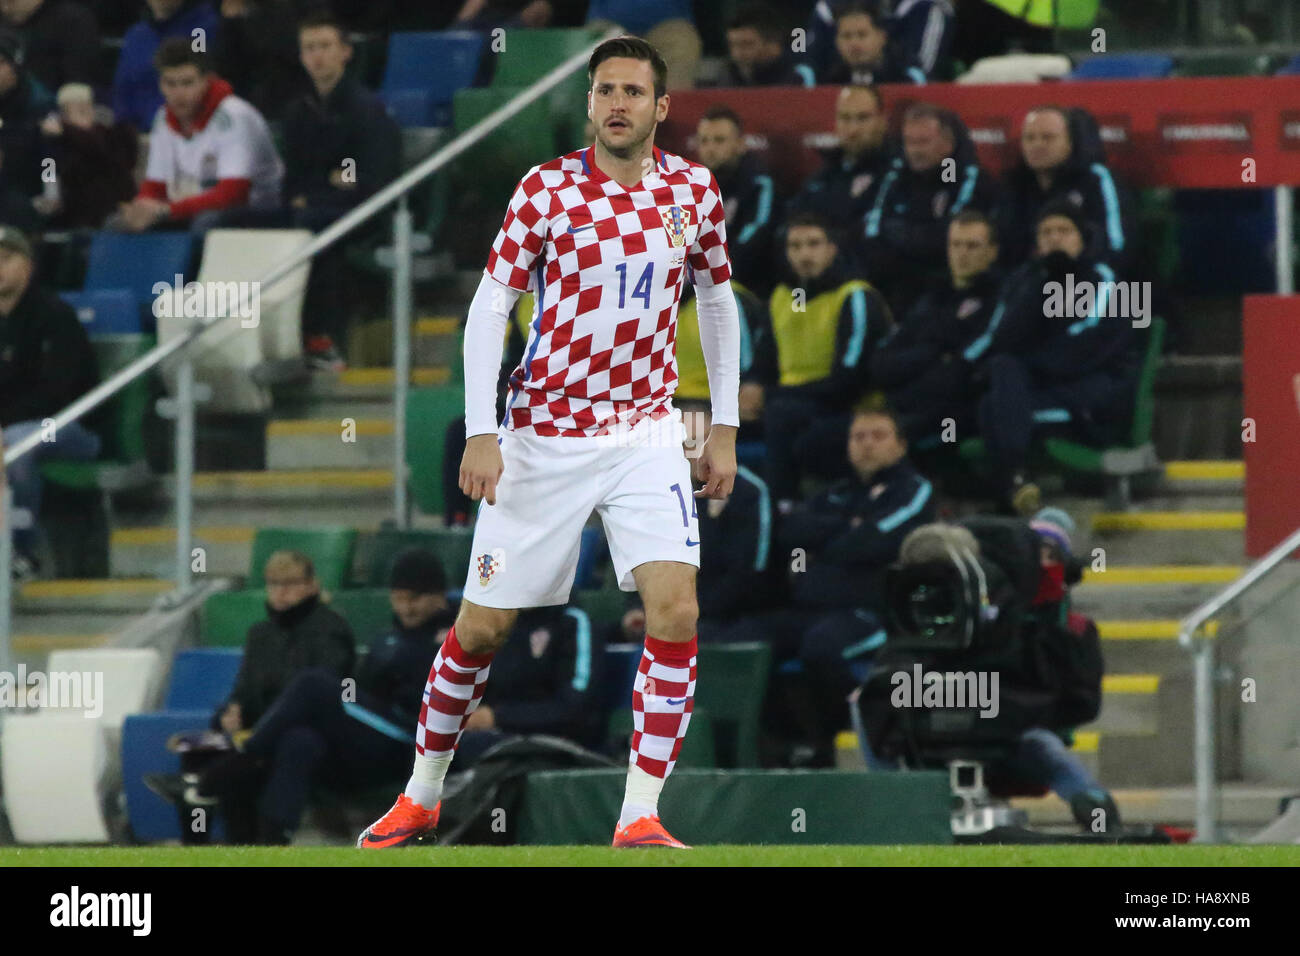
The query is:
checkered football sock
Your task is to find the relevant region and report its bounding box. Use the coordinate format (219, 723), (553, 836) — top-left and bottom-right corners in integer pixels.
(620, 634), (697, 826)
(405, 626), (493, 809)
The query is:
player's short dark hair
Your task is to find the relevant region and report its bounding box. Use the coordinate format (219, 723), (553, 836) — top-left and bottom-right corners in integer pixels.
(835, 1), (886, 28)
(951, 208), (998, 245)
(785, 210), (834, 239)
(298, 8), (348, 40)
(154, 37), (208, 74)
(589, 35), (668, 101)
(728, 3), (787, 44)
(701, 104), (743, 132)
(852, 399), (905, 440)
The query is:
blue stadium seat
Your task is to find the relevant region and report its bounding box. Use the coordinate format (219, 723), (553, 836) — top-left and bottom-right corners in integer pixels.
(121, 711), (227, 842)
(574, 526), (606, 590)
(381, 31), (485, 126)
(1277, 54), (1300, 75)
(602, 643), (642, 712)
(164, 648), (243, 711)
(1068, 54), (1174, 80)
(61, 289), (140, 335)
(79, 232), (195, 335)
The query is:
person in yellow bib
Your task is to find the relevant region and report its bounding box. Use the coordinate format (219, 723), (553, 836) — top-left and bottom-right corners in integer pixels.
(752, 210), (893, 508)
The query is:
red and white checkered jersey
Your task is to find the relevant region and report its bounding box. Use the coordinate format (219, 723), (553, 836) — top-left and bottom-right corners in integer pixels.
(484, 146), (731, 437)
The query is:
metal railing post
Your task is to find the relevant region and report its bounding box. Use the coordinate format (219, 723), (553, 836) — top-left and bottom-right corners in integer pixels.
(393, 195), (413, 530)
(1276, 185), (1294, 294)
(0, 484), (12, 678)
(1193, 635), (1216, 843)
(174, 354), (195, 591)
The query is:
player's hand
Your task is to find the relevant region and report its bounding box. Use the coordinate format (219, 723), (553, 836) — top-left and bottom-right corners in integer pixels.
(460, 433), (505, 505)
(693, 424), (737, 499)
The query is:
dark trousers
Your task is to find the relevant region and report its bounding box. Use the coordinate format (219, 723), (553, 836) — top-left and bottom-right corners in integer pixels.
(977, 354), (1132, 494)
(197, 669), (410, 843)
(763, 393), (852, 501)
(886, 360), (975, 445)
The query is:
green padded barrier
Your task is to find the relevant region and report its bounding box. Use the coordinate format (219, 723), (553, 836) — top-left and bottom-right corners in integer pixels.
(405, 385), (466, 519)
(607, 706), (717, 768)
(696, 642), (771, 768)
(202, 589), (268, 647)
(247, 527), (358, 589)
(518, 769), (952, 845)
(326, 588), (395, 646)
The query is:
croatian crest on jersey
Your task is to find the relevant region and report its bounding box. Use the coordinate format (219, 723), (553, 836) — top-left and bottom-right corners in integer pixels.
(660, 205), (691, 248)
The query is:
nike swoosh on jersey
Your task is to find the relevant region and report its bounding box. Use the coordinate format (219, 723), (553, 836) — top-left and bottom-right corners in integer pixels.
(566, 223), (596, 234)
(685, 538), (699, 546)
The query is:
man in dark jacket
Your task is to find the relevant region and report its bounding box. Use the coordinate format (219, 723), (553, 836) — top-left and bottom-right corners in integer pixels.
(788, 84), (892, 244)
(994, 105), (1135, 273)
(754, 406), (935, 759)
(860, 103), (998, 318)
(694, 105), (778, 296)
(0, 29), (52, 198)
(806, 0), (954, 81)
(1, 0), (100, 91)
(966, 201), (1139, 515)
(870, 208), (1002, 447)
(718, 2), (814, 87)
(283, 9), (400, 369)
(757, 211), (893, 506)
(112, 0), (221, 132)
(818, 2), (925, 86)
(0, 226), (99, 578)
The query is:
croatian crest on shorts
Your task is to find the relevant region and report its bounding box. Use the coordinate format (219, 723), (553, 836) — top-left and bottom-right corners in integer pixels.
(476, 549), (504, 586)
(660, 205), (691, 247)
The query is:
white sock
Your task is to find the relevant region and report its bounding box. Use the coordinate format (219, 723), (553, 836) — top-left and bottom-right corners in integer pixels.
(405, 751), (453, 809)
(618, 763), (665, 829)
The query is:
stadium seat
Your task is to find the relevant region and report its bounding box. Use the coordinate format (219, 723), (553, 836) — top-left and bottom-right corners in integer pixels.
(164, 648), (244, 711)
(381, 31), (485, 127)
(325, 588), (395, 646)
(956, 53), (1072, 84)
(1176, 52), (1275, 77)
(81, 232), (195, 326)
(406, 384), (466, 519)
(574, 526), (607, 591)
(694, 643), (772, 768)
(452, 86), (559, 198)
(120, 709), (219, 843)
(601, 643), (643, 713)
(157, 229), (313, 414)
(576, 586), (630, 642)
(354, 528), (447, 587)
(607, 705), (718, 768)
(45, 647), (164, 729)
(1067, 54), (1174, 80)
(1277, 54), (1300, 75)
(62, 289), (140, 335)
(958, 317), (1167, 508)
(2, 713), (112, 843)
(488, 27), (604, 88)
(202, 589), (268, 647)
(247, 526), (358, 589)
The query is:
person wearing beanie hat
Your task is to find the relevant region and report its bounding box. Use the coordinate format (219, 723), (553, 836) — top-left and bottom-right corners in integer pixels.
(965, 175), (1142, 516)
(1030, 505), (1074, 560)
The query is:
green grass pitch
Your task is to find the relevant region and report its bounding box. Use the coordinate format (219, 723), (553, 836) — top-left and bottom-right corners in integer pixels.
(3, 845), (1298, 867)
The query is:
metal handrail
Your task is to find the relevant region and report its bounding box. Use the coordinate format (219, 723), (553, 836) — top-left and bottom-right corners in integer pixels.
(2, 33), (613, 470)
(1180, 521), (1300, 843)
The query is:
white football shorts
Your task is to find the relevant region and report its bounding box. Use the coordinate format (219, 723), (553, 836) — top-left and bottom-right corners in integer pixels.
(462, 415), (701, 608)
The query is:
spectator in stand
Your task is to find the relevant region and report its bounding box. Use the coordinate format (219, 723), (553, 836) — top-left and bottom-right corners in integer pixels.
(586, 0), (701, 90)
(215, 0), (310, 124)
(788, 84), (892, 242)
(860, 102), (997, 318)
(966, 201), (1137, 515)
(694, 105), (777, 295)
(819, 2), (925, 86)
(113, 0), (221, 132)
(994, 105), (1135, 273)
(282, 10), (399, 370)
(0, 29), (52, 199)
(0, 0), (99, 91)
(807, 0), (955, 81)
(0, 225), (99, 581)
(148, 548), (452, 845)
(718, 2), (813, 88)
(754, 405), (934, 764)
(756, 210), (893, 508)
(36, 84), (138, 229)
(115, 40), (283, 235)
(870, 209), (1002, 449)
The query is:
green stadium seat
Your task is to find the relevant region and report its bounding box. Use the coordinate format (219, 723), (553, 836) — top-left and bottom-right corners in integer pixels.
(406, 384), (466, 519)
(326, 588), (395, 646)
(573, 585), (629, 638)
(1176, 52), (1276, 78)
(695, 642), (772, 768)
(354, 529), (448, 587)
(607, 706), (717, 768)
(489, 27), (604, 146)
(247, 527), (358, 589)
(202, 589), (268, 648)
(452, 86), (559, 199)
(959, 317), (1166, 508)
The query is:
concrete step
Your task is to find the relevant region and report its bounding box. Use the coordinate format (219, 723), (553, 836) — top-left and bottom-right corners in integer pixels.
(1072, 565), (1242, 618)
(1087, 510), (1246, 565)
(110, 525), (256, 579)
(14, 578), (174, 616)
(271, 366), (454, 420)
(413, 317), (460, 368)
(265, 418), (396, 470)
(1086, 674), (1161, 735)
(154, 469), (401, 527)
(1096, 619), (1217, 672)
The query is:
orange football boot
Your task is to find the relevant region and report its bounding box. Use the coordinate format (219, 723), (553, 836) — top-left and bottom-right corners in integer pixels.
(357, 794), (441, 848)
(611, 815), (691, 849)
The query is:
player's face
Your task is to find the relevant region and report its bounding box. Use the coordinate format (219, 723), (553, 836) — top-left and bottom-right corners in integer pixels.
(1022, 110), (1072, 172)
(1036, 215), (1084, 258)
(589, 57), (666, 161)
(848, 414), (905, 477)
(836, 13), (886, 67)
(948, 221), (997, 285)
(902, 116), (952, 172)
(695, 118), (744, 171)
(835, 87), (885, 156)
(159, 65), (208, 122)
(389, 589), (448, 630)
(786, 225), (836, 280)
(300, 25), (352, 87)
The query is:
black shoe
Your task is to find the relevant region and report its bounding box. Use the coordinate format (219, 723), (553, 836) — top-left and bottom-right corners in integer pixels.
(144, 772), (217, 807)
(1070, 789), (1121, 833)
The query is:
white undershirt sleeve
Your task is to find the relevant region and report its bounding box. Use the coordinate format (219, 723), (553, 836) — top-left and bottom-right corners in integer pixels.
(693, 278), (742, 428)
(463, 273), (522, 438)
